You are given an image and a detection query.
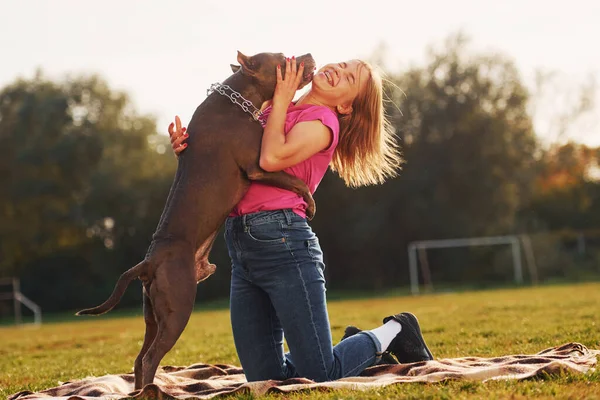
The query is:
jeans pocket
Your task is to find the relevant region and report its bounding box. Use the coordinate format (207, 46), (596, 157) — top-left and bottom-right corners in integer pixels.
(246, 220), (285, 244)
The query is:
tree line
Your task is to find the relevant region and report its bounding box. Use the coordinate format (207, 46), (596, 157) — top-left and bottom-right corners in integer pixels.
(1, 37), (598, 314)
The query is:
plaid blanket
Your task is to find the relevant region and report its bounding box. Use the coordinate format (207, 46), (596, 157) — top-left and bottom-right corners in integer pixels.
(10, 342), (599, 400)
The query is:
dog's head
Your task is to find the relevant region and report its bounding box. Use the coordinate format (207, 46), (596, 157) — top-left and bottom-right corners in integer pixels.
(231, 51), (316, 99)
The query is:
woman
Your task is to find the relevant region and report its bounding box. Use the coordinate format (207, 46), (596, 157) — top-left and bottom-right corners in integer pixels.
(168, 57), (433, 382)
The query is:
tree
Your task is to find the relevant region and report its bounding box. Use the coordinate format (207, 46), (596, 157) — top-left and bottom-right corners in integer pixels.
(388, 33), (538, 238)
(0, 74), (101, 276)
(0, 73), (177, 310)
(312, 33), (540, 288)
(523, 142), (600, 230)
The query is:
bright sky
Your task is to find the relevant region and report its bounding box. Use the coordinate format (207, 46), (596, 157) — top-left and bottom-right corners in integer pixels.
(1, 0), (598, 146)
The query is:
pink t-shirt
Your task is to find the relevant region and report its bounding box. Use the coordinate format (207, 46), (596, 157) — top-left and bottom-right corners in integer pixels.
(231, 103), (340, 219)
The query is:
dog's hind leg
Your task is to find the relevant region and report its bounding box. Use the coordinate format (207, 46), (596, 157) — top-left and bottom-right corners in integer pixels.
(141, 258), (197, 387)
(134, 284), (157, 390)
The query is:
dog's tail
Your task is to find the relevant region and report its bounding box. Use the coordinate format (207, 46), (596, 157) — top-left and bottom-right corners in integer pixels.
(76, 260), (148, 316)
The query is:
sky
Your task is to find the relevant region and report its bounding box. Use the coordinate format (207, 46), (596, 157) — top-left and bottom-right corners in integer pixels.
(1, 0), (598, 146)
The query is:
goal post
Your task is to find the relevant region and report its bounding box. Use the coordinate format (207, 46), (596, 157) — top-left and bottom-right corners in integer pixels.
(0, 278), (42, 325)
(407, 235), (525, 295)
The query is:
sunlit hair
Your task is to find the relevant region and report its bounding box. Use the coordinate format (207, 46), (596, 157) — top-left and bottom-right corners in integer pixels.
(331, 61), (403, 187)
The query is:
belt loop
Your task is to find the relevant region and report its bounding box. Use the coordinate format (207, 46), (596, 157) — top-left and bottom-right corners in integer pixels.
(283, 209), (293, 226)
(242, 214), (248, 231)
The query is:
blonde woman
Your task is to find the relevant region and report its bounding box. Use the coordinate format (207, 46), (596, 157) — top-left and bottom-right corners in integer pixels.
(169, 57), (433, 382)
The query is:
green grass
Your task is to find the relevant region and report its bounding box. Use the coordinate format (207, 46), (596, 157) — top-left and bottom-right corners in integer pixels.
(2, 282), (600, 399)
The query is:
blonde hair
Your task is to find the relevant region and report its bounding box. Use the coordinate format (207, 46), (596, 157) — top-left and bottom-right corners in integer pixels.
(330, 61), (402, 187)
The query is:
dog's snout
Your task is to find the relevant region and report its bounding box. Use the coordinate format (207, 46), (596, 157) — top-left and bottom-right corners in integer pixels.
(298, 53), (314, 62)
(297, 53), (316, 71)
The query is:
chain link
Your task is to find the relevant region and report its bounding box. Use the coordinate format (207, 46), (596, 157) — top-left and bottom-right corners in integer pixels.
(207, 83), (265, 123)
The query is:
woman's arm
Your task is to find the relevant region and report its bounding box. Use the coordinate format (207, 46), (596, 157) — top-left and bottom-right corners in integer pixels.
(259, 120), (330, 172)
(259, 57), (330, 172)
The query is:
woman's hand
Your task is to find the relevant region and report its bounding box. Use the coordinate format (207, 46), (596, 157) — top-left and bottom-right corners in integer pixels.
(272, 57), (305, 108)
(168, 115), (188, 156)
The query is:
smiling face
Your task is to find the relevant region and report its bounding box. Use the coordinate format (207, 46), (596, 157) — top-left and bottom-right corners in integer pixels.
(311, 60), (371, 114)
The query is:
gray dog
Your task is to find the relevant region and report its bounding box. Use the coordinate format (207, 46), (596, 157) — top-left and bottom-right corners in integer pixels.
(77, 52), (317, 389)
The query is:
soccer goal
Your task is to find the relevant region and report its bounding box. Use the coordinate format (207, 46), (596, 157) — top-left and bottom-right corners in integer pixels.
(0, 278), (42, 325)
(407, 235), (530, 295)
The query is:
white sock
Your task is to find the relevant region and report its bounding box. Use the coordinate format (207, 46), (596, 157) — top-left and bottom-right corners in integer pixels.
(369, 319), (401, 351)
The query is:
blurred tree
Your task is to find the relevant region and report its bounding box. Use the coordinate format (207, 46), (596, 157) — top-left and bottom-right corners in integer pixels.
(0, 74), (101, 276)
(0, 73), (177, 310)
(388, 33), (539, 238)
(522, 142), (600, 230)
(313, 33), (539, 288)
(1, 33), (596, 313)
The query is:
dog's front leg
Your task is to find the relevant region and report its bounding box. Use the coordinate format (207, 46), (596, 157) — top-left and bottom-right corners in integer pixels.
(194, 230), (218, 283)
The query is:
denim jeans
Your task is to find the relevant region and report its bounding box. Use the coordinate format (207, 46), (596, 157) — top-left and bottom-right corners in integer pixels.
(225, 209), (382, 382)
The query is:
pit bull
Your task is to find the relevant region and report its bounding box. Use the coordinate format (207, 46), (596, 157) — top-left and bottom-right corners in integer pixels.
(77, 51), (317, 389)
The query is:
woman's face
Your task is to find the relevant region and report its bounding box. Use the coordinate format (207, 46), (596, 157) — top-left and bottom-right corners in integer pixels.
(311, 59), (370, 113)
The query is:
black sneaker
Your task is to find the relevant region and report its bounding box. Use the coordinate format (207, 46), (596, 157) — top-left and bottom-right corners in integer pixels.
(383, 312), (434, 363)
(341, 326), (398, 365)
(341, 325), (362, 341)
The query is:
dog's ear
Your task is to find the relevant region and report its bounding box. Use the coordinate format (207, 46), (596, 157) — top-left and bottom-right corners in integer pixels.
(230, 64), (241, 73)
(236, 51), (256, 76)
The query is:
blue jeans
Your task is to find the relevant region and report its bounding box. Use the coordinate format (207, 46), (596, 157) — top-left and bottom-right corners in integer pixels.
(225, 209), (382, 382)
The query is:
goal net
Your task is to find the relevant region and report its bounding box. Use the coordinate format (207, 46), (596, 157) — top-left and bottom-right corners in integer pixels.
(407, 235), (531, 294)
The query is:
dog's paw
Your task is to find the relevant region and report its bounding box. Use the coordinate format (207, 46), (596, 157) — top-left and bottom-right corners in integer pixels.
(306, 201), (316, 221)
(196, 263), (217, 283)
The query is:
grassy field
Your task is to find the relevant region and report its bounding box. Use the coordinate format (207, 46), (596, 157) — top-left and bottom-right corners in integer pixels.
(1, 282), (599, 399)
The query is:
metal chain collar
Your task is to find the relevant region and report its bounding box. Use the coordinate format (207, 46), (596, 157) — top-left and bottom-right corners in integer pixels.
(207, 83), (265, 123)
